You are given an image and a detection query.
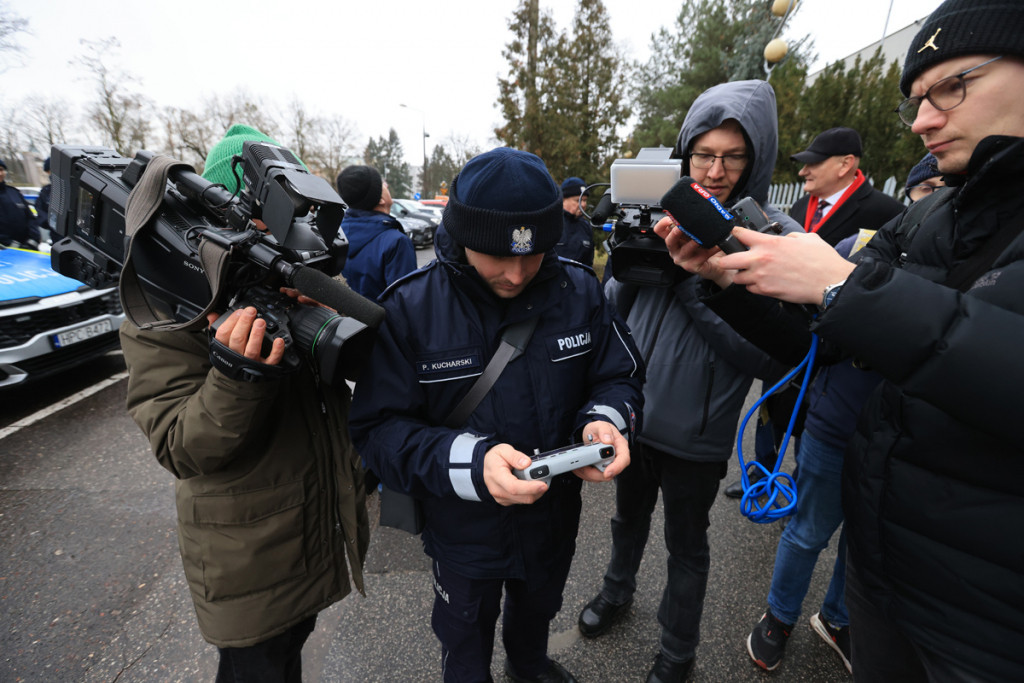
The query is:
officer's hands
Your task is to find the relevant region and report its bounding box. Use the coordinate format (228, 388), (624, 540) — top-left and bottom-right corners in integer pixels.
(576, 420), (631, 482)
(206, 306), (285, 366)
(483, 444), (548, 506)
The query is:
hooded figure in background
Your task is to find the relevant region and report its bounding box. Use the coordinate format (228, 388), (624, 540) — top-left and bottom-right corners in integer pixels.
(577, 79), (800, 683)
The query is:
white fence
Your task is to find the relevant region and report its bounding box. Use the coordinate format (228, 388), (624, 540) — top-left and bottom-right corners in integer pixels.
(767, 176), (901, 214)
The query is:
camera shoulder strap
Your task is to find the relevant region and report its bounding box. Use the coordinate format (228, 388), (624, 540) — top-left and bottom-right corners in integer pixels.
(443, 315), (539, 428)
(121, 155), (231, 332)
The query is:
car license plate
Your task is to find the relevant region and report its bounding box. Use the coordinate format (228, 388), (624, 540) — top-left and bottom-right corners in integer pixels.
(52, 319), (113, 348)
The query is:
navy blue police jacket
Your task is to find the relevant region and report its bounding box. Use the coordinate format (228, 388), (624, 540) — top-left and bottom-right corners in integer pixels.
(350, 225), (644, 580)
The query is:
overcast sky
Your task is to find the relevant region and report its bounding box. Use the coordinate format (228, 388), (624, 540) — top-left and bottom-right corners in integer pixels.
(4, 0), (942, 164)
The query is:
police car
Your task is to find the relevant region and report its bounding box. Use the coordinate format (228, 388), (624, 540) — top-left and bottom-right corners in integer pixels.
(0, 247), (125, 388)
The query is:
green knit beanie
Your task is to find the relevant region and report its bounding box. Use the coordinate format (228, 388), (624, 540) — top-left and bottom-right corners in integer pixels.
(202, 124), (281, 192)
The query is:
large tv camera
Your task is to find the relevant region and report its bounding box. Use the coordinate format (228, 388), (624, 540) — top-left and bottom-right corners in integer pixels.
(590, 147), (778, 287)
(587, 147), (681, 287)
(47, 142), (385, 384)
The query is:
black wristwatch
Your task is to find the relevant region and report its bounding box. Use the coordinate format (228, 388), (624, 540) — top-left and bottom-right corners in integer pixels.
(819, 279), (847, 311)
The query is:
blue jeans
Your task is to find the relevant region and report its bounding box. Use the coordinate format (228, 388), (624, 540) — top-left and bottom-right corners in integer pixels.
(601, 444), (727, 662)
(766, 430), (848, 627)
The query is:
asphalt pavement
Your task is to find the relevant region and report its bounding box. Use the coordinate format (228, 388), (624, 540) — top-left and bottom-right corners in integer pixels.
(0, 247), (851, 682)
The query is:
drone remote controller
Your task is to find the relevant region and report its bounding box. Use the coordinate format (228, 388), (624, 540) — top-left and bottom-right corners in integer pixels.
(514, 443), (616, 484)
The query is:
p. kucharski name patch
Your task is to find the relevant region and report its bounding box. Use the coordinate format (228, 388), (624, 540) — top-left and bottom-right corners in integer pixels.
(416, 347), (483, 383)
(547, 326), (593, 362)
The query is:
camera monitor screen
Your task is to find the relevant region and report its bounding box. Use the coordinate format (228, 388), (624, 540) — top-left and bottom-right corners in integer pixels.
(610, 154), (682, 207)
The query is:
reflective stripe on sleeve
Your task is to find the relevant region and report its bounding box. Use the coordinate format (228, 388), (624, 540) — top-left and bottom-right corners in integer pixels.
(587, 404), (627, 432)
(449, 432), (485, 502)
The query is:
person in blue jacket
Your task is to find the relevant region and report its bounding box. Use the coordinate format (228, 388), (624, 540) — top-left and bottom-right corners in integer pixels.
(336, 164), (416, 299)
(349, 147), (645, 683)
(0, 158), (41, 249)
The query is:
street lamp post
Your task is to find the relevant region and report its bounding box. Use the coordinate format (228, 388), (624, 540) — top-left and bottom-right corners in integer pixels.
(400, 103), (429, 198)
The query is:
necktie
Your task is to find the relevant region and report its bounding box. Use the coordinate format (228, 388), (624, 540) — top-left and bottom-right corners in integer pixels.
(811, 199), (830, 227)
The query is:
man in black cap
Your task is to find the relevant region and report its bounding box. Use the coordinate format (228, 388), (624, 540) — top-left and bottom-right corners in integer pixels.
(556, 176), (594, 267)
(0, 158), (41, 249)
(789, 127), (904, 247)
(336, 164), (416, 300)
(350, 147), (644, 683)
(656, 0), (1024, 678)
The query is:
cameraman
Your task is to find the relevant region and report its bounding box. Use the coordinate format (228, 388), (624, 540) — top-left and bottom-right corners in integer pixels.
(577, 79), (799, 683)
(120, 126), (369, 682)
(656, 1), (1024, 678)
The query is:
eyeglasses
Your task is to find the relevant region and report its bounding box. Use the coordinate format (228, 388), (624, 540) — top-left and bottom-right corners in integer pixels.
(894, 56), (1003, 126)
(689, 152), (748, 171)
(907, 183), (939, 197)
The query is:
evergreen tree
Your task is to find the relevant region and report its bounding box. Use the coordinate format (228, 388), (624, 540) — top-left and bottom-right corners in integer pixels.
(422, 145), (460, 200)
(543, 0), (630, 183)
(630, 0), (808, 152)
(364, 128), (412, 199)
(495, 0), (560, 157)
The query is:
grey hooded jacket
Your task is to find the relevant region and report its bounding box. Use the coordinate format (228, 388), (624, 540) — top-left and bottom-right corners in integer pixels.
(606, 79), (798, 462)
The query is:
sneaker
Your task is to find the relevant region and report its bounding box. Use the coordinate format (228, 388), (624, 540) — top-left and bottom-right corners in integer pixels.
(645, 652), (695, 682)
(746, 609), (793, 671)
(577, 593), (632, 638)
(810, 612), (852, 674)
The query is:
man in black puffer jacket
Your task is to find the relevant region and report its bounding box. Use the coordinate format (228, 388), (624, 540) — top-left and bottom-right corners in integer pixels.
(655, 1), (1024, 679)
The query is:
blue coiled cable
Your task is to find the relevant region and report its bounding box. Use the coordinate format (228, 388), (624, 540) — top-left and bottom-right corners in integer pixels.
(734, 334), (819, 523)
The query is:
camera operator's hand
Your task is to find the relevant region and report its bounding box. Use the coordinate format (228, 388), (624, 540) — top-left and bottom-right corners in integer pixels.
(206, 307), (285, 366)
(654, 216), (734, 289)
(715, 228), (857, 304)
(483, 444), (548, 506)
(279, 287), (335, 312)
(576, 420), (631, 482)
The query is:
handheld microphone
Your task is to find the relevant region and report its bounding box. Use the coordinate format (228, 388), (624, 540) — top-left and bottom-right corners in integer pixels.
(589, 190), (616, 226)
(659, 177), (747, 253)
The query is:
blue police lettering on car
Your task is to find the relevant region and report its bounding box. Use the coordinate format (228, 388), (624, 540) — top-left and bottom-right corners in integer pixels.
(416, 346), (484, 383)
(547, 326), (593, 362)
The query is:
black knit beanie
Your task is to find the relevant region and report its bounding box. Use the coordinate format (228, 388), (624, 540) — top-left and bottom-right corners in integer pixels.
(442, 148), (562, 256)
(336, 165), (383, 211)
(901, 0), (1024, 96)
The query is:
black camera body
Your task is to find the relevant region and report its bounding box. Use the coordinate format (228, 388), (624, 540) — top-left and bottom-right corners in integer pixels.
(591, 147), (683, 287)
(593, 148), (776, 287)
(47, 143), (380, 384)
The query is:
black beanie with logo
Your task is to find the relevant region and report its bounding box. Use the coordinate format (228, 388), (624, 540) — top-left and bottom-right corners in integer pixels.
(901, 0), (1024, 96)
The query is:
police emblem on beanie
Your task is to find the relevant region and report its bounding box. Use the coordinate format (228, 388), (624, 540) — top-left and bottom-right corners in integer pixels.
(443, 148), (562, 256)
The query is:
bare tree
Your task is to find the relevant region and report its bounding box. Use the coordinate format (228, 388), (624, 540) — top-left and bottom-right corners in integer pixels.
(23, 95), (75, 152)
(284, 98), (321, 165)
(76, 37), (153, 155)
(205, 89), (281, 141)
(0, 0), (29, 73)
(307, 115), (359, 186)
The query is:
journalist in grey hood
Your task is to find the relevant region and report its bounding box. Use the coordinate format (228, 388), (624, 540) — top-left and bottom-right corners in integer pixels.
(674, 79), (782, 210)
(608, 79), (797, 461)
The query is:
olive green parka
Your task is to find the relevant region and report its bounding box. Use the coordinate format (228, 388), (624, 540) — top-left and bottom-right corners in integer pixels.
(121, 322), (369, 647)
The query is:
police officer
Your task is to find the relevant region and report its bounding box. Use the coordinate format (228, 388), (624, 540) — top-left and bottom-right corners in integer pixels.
(0, 158), (40, 249)
(350, 147), (644, 683)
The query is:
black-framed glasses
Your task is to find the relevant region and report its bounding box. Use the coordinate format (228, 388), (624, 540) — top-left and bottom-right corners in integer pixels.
(894, 56), (1003, 126)
(689, 152), (749, 171)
